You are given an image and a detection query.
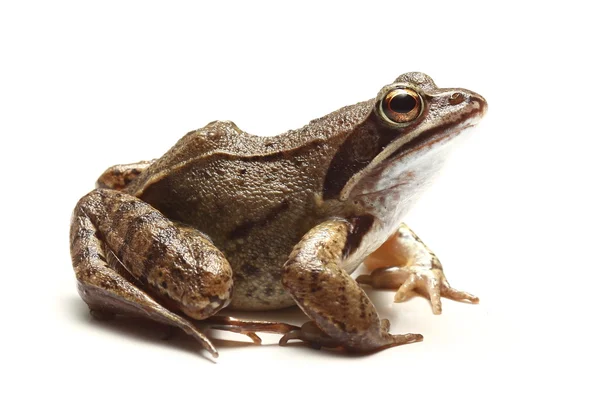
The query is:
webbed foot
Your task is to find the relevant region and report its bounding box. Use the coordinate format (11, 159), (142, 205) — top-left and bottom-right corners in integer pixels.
(200, 316), (300, 345)
(280, 321), (422, 352)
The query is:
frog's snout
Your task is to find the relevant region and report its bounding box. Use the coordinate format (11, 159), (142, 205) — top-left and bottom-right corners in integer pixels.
(468, 91), (488, 117)
(448, 89), (487, 124)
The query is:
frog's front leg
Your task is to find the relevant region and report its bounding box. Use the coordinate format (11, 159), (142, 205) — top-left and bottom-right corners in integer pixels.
(70, 188), (233, 357)
(280, 220), (422, 352)
(356, 223), (479, 315)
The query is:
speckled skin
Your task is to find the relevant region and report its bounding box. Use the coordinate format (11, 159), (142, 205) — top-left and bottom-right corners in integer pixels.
(125, 115), (366, 311)
(70, 72), (487, 355)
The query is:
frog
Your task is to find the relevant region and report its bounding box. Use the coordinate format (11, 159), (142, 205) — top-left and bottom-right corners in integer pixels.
(70, 72), (487, 358)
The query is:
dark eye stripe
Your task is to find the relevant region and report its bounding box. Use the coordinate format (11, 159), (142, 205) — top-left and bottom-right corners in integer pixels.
(323, 120), (401, 200)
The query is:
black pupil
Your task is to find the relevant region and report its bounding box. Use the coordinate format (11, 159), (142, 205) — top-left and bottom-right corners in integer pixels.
(390, 92), (416, 113)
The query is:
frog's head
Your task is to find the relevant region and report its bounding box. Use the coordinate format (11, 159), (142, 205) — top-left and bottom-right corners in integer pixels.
(323, 72), (487, 204)
(374, 72), (487, 136)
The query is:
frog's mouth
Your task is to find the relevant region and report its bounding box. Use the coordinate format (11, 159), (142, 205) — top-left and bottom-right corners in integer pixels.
(385, 110), (483, 163)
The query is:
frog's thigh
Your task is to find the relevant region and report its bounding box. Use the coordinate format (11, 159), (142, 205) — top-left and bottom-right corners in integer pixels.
(281, 220), (422, 352)
(96, 160), (154, 190)
(70, 189), (234, 356)
(356, 223), (478, 314)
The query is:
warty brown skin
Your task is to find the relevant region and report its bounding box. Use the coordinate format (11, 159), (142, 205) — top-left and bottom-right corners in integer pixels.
(70, 72), (487, 356)
(123, 102), (379, 311)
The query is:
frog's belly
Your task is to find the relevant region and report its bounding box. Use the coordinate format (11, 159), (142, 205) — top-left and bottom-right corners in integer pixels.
(219, 237), (301, 311)
(229, 278), (296, 311)
(226, 252), (296, 311)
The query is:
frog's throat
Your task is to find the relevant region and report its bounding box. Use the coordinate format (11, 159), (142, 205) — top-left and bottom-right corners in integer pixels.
(339, 105), (483, 202)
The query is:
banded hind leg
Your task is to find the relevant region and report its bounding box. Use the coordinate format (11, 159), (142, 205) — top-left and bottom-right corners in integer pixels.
(70, 188), (234, 357)
(356, 223), (479, 314)
(70, 188), (299, 356)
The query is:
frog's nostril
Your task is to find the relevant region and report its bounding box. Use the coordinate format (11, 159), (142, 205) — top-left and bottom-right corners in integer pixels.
(449, 92), (465, 105)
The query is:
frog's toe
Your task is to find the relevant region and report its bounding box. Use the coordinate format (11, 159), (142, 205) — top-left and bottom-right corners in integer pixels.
(440, 281), (479, 304)
(199, 315), (299, 345)
(393, 273), (420, 302)
(393, 267), (479, 315)
(386, 332), (424, 349)
(279, 321), (422, 353)
(279, 322), (340, 350)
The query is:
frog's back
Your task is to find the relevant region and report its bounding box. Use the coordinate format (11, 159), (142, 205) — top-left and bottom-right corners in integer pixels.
(126, 119), (336, 235)
(127, 100), (375, 227)
(129, 99), (374, 179)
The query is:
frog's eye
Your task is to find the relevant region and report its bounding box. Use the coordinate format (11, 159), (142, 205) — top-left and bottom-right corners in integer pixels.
(380, 88), (422, 124)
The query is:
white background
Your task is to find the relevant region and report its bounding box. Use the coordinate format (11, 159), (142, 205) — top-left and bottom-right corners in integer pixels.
(1, 1), (598, 399)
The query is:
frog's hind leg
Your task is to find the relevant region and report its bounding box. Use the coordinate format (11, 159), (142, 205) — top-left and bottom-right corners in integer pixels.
(95, 160), (154, 190)
(70, 188), (234, 357)
(280, 220), (422, 353)
(356, 223), (479, 315)
(74, 256), (219, 357)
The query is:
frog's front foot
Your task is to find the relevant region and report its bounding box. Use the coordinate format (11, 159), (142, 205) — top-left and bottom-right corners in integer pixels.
(358, 266), (478, 314)
(357, 223), (478, 315)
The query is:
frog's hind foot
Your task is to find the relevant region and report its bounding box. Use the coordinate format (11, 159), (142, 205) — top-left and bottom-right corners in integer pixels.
(198, 316), (299, 344)
(280, 321), (423, 352)
(280, 321), (336, 350)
